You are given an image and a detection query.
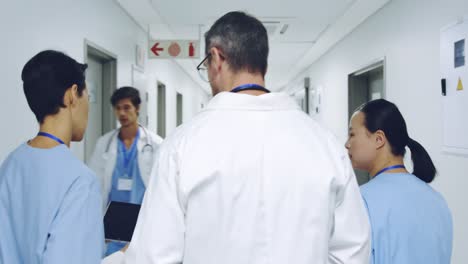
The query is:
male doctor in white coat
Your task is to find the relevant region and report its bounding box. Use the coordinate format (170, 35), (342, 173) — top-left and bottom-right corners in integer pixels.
(88, 86), (162, 255)
(104, 11), (370, 264)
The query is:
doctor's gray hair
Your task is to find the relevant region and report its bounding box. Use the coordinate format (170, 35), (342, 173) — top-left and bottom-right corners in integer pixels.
(204, 11), (269, 77)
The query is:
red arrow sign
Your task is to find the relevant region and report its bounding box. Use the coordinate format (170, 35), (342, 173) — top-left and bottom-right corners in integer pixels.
(151, 43), (164, 56)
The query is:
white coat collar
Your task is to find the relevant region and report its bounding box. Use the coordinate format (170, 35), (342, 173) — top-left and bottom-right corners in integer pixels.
(112, 126), (147, 143)
(138, 126), (148, 139)
(136, 126), (148, 148)
(205, 92), (301, 111)
(104, 126), (148, 155)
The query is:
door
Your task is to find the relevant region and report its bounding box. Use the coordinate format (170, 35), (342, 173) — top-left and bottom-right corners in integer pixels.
(84, 56), (103, 164)
(157, 82), (166, 138)
(176, 92), (183, 126)
(84, 41), (117, 163)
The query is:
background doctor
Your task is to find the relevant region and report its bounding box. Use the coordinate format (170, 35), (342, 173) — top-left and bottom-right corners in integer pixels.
(88, 86), (163, 255)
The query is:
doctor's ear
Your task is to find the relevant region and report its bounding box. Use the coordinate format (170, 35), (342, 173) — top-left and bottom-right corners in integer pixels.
(210, 47), (225, 71)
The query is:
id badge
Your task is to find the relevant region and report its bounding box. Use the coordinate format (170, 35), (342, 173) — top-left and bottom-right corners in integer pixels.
(118, 178), (133, 191)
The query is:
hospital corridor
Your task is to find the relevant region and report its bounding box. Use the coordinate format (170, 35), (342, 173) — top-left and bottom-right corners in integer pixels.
(0, 0), (467, 263)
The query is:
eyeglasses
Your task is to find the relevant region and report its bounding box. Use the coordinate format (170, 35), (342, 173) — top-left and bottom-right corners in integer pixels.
(196, 53), (211, 82)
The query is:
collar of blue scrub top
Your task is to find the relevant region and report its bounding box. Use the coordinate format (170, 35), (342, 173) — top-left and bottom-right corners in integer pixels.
(230, 83), (271, 93)
(37, 132), (65, 145)
(119, 129), (140, 170)
(373, 164), (406, 177)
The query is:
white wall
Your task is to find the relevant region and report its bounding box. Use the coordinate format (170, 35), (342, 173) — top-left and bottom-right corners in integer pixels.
(286, 0), (468, 262)
(145, 60), (210, 136)
(0, 0), (209, 162)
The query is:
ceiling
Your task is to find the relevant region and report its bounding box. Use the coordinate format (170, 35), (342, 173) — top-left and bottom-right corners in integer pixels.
(116, 0), (390, 94)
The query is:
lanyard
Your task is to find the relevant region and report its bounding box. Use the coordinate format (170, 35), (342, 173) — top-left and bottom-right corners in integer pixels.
(37, 132), (65, 144)
(230, 84), (271, 93)
(373, 165), (405, 177)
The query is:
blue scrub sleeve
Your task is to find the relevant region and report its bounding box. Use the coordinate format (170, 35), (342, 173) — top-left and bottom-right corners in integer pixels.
(42, 176), (104, 264)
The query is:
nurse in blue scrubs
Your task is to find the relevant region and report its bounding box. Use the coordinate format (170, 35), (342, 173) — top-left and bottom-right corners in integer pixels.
(345, 99), (452, 264)
(0, 50), (103, 264)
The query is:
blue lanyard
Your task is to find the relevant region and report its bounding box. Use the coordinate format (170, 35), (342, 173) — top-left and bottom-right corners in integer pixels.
(373, 165), (405, 177)
(230, 84), (270, 93)
(37, 132), (65, 144)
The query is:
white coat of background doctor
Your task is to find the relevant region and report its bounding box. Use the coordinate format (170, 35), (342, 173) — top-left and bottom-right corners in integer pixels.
(88, 86), (162, 255)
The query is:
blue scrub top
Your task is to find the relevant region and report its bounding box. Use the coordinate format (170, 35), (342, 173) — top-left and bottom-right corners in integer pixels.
(361, 173), (453, 264)
(106, 132), (146, 255)
(0, 143), (104, 264)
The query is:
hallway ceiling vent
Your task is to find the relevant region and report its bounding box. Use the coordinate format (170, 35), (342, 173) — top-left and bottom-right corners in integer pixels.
(261, 20), (290, 38)
(262, 21), (281, 36)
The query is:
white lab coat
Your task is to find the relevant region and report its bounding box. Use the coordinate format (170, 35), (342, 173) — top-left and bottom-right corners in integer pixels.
(103, 92), (370, 264)
(88, 126), (163, 211)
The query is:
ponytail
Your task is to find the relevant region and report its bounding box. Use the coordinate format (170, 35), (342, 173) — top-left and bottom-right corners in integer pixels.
(357, 99), (437, 183)
(407, 138), (436, 183)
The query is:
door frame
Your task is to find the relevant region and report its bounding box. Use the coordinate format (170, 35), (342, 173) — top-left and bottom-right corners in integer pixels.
(351, 57), (386, 96)
(348, 57), (386, 118)
(83, 39), (118, 161)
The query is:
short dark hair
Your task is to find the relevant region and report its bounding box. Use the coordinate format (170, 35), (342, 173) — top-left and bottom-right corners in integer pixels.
(110, 86), (141, 107)
(356, 99), (436, 183)
(205, 11), (269, 76)
(22, 50), (87, 123)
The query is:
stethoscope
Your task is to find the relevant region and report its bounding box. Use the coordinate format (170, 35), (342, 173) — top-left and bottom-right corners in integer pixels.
(105, 124), (153, 154)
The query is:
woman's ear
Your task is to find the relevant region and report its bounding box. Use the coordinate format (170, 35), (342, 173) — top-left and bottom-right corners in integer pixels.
(375, 130), (387, 149)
